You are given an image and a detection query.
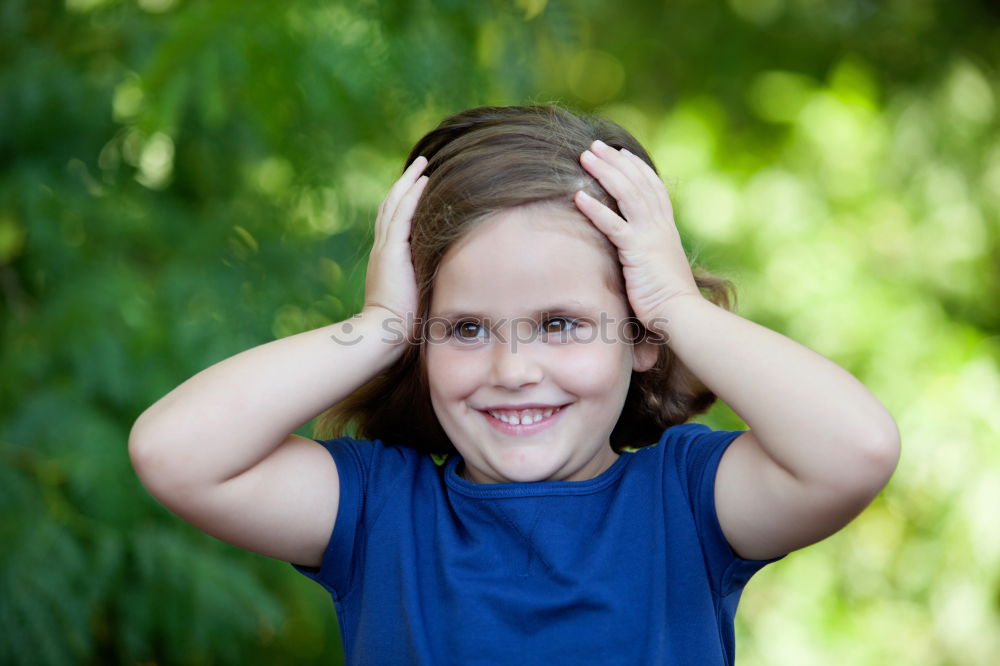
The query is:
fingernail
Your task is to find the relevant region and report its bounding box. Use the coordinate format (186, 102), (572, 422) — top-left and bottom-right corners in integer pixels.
(593, 139), (608, 150)
(582, 150), (596, 161)
(621, 148), (633, 156)
(576, 189), (591, 199)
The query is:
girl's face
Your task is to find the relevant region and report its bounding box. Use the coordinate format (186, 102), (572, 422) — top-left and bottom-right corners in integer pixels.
(424, 204), (657, 484)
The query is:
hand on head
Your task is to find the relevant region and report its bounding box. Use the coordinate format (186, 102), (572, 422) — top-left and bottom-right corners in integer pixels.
(363, 156), (429, 341)
(575, 140), (702, 331)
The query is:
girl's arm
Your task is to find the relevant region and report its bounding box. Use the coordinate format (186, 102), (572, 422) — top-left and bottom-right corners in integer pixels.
(647, 295), (899, 560)
(130, 311), (401, 567)
(576, 140), (900, 561)
(129, 158), (428, 568)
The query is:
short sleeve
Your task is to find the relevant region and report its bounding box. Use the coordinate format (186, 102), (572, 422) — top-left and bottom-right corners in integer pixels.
(662, 423), (785, 597)
(290, 437), (370, 600)
(290, 437), (427, 600)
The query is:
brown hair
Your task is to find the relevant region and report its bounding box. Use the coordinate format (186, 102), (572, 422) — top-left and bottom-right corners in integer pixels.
(315, 104), (735, 452)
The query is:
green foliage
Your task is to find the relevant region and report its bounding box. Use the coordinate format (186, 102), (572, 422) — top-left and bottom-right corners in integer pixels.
(2, 0), (998, 663)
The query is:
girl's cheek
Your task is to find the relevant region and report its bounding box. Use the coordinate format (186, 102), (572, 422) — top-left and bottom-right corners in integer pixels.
(426, 346), (484, 395)
(557, 341), (632, 389)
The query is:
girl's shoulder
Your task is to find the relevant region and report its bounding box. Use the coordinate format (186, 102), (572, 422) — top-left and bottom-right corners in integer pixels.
(628, 423), (746, 488)
(312, 436), (444, 491)
(639, 422), (745, 458)
(313, 435), (434, 468)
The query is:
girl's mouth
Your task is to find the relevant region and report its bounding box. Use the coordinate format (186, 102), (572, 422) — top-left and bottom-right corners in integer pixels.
(480, 405), (567, 435)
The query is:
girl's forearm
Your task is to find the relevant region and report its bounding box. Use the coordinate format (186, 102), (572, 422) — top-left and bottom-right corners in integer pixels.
(654, 295), (899, 487)
(129, 307), (406, 486)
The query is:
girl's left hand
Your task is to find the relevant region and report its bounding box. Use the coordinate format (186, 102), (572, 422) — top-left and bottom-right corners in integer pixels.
(574, 139), (702, 332)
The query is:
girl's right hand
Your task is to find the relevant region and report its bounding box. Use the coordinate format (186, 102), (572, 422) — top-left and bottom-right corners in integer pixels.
(362, 156), (429, 341)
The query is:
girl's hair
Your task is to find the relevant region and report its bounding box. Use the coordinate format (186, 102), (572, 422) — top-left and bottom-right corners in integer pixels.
(315, 104), (734, 453)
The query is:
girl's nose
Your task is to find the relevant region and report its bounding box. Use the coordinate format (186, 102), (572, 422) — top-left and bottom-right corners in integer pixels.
(489, 338), (543, 389)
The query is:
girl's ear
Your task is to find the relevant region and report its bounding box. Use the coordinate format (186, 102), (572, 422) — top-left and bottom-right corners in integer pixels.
(631, 339), (659, 373)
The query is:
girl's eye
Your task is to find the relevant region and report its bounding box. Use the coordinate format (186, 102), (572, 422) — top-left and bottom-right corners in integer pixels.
(453, 320), (486, 340)
(541, 317), (577, 335)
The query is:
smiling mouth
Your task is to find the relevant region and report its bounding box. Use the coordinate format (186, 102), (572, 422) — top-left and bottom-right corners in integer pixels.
(479, 405), (567, 433)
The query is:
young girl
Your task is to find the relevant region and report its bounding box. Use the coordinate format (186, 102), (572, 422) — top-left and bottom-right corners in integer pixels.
(129, 105), (900, 664)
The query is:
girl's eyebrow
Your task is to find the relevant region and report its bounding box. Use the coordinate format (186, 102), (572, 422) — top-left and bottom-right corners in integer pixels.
(432, 302), (593, 320)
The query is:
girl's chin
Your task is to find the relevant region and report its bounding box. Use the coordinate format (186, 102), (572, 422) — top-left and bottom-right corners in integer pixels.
(459, 456), (561, 484)
(474, 453), (583, 484)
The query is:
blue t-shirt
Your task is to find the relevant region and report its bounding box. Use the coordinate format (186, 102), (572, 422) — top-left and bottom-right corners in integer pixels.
(293, 423), (782, 665)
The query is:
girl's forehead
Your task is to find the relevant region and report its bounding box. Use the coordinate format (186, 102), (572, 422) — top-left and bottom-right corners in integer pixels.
(457, 204), (610, 253)
(431, 205), (627, 308)
(441, 204), (618, 272)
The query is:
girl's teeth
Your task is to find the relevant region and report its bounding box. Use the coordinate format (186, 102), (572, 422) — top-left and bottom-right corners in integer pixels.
(488, 407), (558, 425)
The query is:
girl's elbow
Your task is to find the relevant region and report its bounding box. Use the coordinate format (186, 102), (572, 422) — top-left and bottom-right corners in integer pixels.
(128, 414), (179, 489)
(854, 420), (901, 491)
(128, 420), (161, 482)
(811, 426), (900, 519)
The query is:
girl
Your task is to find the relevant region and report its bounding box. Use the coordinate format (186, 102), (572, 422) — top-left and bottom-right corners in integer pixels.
(129, 105), (900, 664)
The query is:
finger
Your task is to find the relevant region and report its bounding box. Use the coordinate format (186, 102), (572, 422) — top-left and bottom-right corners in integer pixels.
(386, 156), (428, 219)
(591, 140), (648, 193)
(620, 148), (675, 222)
(376, 157), (428, 242)
(374, 156), (426, 248)
(580, 148), (653, 224)
(386, 175), (428, 246)
(591, 141), (670, 224)
(573, 189), (638, 251)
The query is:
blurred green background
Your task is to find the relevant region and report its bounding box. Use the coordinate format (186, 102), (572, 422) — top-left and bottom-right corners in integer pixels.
(2, 0), (999, 664)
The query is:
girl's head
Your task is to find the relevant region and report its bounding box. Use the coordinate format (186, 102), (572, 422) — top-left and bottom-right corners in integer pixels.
(317, 105), (733, 472)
